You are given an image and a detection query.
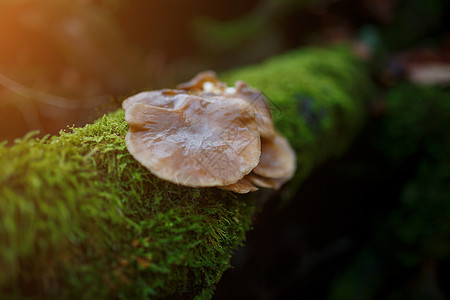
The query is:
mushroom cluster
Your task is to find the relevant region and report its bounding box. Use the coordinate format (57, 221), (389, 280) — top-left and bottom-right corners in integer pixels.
(122, 71), (296, 193)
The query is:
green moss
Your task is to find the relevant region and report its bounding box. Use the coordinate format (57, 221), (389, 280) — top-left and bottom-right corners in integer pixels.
(0, 46), (369, 299)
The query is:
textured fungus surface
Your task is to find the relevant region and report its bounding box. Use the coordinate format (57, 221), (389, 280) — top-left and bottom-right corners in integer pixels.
(0, 46), (370, 299)
(123, 71), (295, 192)
(124, 97), (260, 187)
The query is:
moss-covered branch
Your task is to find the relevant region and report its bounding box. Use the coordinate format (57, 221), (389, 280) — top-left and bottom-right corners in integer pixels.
(0, 46), (370, 299)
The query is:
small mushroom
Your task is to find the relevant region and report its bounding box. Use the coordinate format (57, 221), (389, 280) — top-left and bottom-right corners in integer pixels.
(122, 70), (296, 193)
(124, 95), (261, 187)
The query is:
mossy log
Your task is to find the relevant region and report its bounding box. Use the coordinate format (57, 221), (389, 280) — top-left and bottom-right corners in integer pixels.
(0, 46), (370, 299)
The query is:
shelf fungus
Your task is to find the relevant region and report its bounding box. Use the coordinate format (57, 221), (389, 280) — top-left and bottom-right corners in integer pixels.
(122, 71), (296, 193)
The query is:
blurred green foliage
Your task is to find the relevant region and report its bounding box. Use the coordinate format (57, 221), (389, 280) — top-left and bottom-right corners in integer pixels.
(381, 0), (446, 50)
(329, 84), (450, 300)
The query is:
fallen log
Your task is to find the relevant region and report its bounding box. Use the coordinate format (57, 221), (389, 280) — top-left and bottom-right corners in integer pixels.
(0, 46), (370, 299)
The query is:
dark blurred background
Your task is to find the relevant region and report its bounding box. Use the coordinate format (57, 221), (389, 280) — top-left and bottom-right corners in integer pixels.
(1, 0), (449, 299)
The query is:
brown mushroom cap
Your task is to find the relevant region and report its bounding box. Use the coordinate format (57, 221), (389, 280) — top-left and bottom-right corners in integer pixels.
(253, 133), (296, 179)
(122, 90), (189, 111)
(122, 71), (296, 193)
(124, 95), (261, 187)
